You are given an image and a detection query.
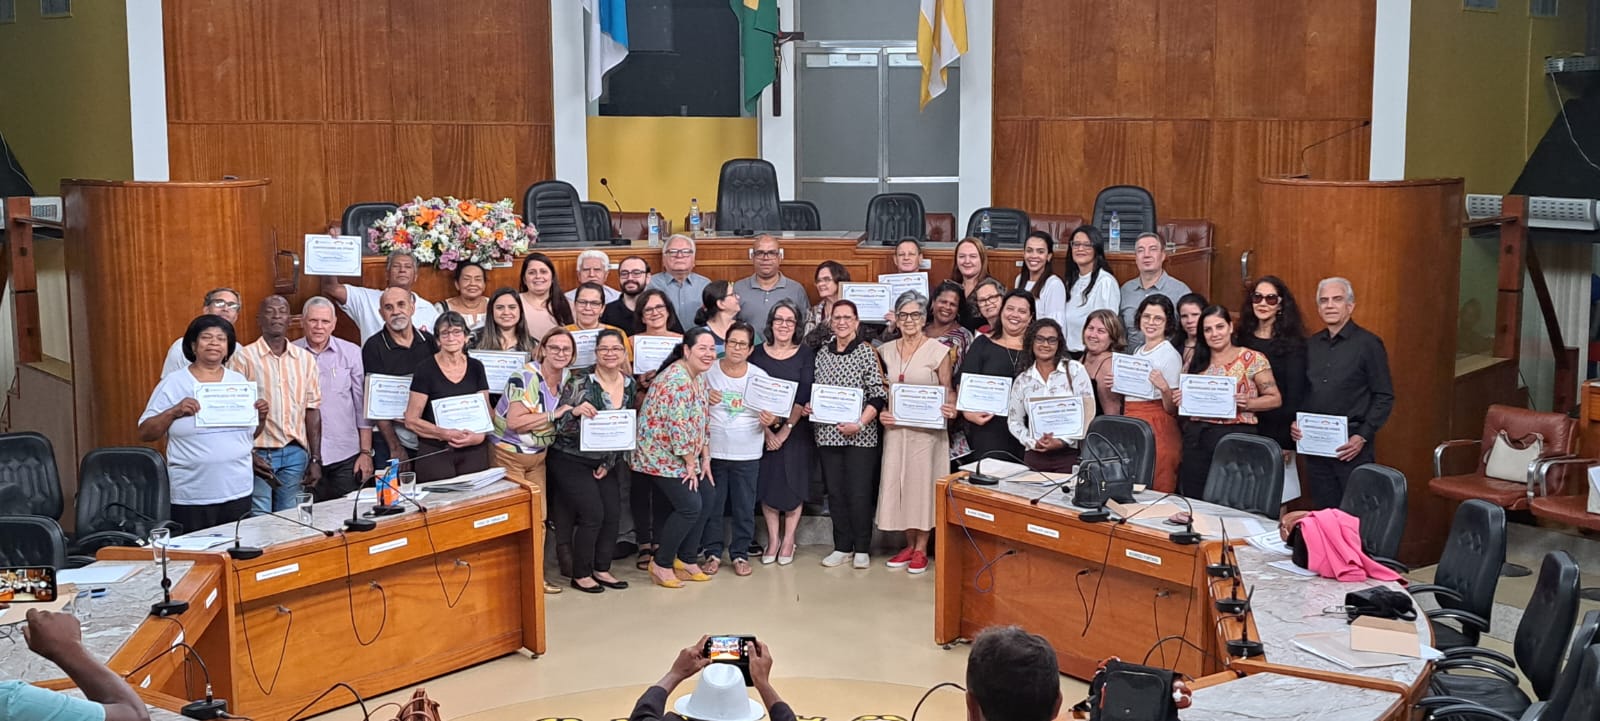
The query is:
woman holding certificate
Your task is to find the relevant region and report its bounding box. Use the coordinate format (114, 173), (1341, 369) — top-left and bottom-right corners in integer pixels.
(1062, 227), (1121, 356)
(566, 282), (632, 369)
(803, 261), (849, 347)
(490, 327), (566, 595)
(1080, 309), (1127, 416)
(1237, 277), (1308, 505)
(1123, 296), (1184, 492)
(811, 300), (889, 570)
(876, 292), (957, 574)
(1006, 319), (1095, 473)
(518, 253), (574, 342)
(1014, 231), (1067, 329)
(404, 312), (492, 481)
(435, 262), (488, 341)
(956, 291), (1034, 467)
(750, 300), (813, 566)
(1173, 306), (1283, 498)
(634, 328), (718, 589)
(475, 288), (541, 356)
(700, 322), (777, 577)
(547, 328), (636, 593)
(139, 315), (268, 532)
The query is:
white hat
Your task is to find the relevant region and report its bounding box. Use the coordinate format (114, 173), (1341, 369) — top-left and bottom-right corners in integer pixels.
(672, 665), (765, 721)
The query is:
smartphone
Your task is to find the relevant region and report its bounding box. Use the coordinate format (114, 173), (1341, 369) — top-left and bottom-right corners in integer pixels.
(0, 566), (58, 603)
(702, 635), (756, 686)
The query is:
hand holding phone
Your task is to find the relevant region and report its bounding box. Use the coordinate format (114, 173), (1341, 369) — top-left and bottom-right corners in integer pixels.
(0, 566), (58, 603)
(702, 635), (757, 686)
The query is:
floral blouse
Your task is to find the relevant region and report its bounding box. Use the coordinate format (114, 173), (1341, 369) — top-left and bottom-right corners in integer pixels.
(552, 369), (639, 469)
(631, 361), (710, 477)
(492, 362), (557, 454)
(1192, 347), (1271, 426)
(811, 337), (889, 448)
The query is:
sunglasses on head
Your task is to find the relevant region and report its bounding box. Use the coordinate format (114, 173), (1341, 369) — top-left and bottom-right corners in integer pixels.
(1251, 292), (1281, 306)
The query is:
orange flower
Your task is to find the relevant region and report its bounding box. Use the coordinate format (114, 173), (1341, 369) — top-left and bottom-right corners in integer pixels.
(415, 207), (441, 228)
(459, 202), (487, 222)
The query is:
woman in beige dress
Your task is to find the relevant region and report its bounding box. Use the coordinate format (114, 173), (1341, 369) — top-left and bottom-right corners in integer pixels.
(876, 291), (957, 575)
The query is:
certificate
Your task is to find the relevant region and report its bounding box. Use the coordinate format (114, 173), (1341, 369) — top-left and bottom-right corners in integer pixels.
(744, 375), (798, 415)
(631, 335), (679, 375)
(1027, 396), (1085, 440)
(878, 272), (929, 303)
(840, 282), (893, 322)
(468, 350), (528, 396)
(1111, 355), (1155, 399)
(570, 328), (601, 368)
(956, 373), (1011, 415)
(1296, 412), (1350, 458)
(1178, 374), (1238, 420)
(364, 374), (412, 420)
(302, 234), (363, 276)
(890, 384), (947, 430)
(431, 393), (493, 434)
(810, 384), (865, 425)
(194, 383), (257, 428)
(580, 409), (637, 452)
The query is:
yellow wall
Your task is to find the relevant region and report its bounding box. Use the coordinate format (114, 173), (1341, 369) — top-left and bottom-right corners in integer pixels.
(0, 0), (133, 194)
(586, 116), (759, 221)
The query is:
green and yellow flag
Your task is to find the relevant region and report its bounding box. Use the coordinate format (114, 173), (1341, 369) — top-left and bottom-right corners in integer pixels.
(731, 0), (779, 113)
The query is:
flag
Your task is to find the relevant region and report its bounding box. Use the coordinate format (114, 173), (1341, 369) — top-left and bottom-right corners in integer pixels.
(585, 0), (630, 102)
(731, 0), (778, 113)
(917, 0), (968, 109)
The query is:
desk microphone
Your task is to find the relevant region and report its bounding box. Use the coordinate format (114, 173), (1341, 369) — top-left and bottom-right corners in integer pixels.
(1167, 494), (1202, 546)
(226, 510), (337, 560)
(345, 448), (451, 531)
(967, 451), (1002, 486)
(1223, 586), (1265, 658)
(1207, 524), (1237, 578)
(599, 177), (623, 213)
(1292, 120), (1371, 178)
(104, 501), (174, 535)
(151, 537), (188, 617)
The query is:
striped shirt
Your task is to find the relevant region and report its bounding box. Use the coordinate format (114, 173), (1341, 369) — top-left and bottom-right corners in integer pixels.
(233, 337), (322, 450)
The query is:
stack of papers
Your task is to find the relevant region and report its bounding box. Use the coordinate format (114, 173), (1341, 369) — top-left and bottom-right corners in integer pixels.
(1245, 530), (1293, 555)
(421, 467), (507, 492)
(165, 534), (234, 551)
(955, 459), (1034, 482)
(1292, 630), (1413, 669)
(57, 563), (141, 585)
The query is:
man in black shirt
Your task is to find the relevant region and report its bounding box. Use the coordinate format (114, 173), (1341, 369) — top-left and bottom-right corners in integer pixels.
(361, 287), (438, 467)
(1292, 277), (1394, 509)
(602, 255), (652, 335)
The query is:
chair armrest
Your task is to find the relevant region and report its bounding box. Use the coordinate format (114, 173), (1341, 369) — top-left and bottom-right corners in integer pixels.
(65, 555), (99, 569)
(1428, 607), (1492, 633)
(1409, 583), (1463, 603)
(1416, 701), (1518, 721)
(67, 530), (145, 556)
(1432, 658), (1520, 685)
(1435, 439), (1483, 477)
(1372, 555), (1410, 574)
(1530, 456), (1595, 498)
(1440, 646), (1515, 669)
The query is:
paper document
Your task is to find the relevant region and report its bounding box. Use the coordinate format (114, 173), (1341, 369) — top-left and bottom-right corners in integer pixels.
(890, 384), (947, 430)
(1296, 412), (1349, 458)
(1245, 530), (1293, 555)
(956, 374), (1011, 415)
(744, 375), (798, 416)
(364, 374), (412, 420)
(165, 534), (233, 551)
(420, 467), (507, 492)
(840, 283), (893, 322)
(56, 563), (141, 586)
(1178, 374), (1237, 420)
(1292, 630), (1415, 669)
(303, 234), (364, 276)
(878, 272), (929, 303)
(431, 394), (494, 434)
(1027, 396), (1085, 440)
(194, 382), (257, 427)
(811, 384), (865, 425)
(570, 328), (602, 368)
(1268, 560), (1319, 577)
(631, 335), (679, 375)
(580, 409), (637, 452)
(1111, 355), (1155, 399)
(468, 350), (528, 396)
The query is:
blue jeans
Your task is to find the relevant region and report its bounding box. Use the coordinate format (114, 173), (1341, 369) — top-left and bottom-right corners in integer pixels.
(252, 444), (308, 514)
(702, 459), (760, 561)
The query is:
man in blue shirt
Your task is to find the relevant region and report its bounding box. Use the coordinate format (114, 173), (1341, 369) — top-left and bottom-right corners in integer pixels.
(1, 606), (150, 721)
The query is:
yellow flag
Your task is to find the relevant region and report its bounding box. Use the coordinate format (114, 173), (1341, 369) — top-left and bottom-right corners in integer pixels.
(917, 0), (968, 109)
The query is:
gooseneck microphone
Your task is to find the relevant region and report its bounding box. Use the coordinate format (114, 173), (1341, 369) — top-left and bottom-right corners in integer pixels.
(227, 510), (337, 560)
(1166, 494), (1202, 546)
(151, 538), (189, 617)
(1224, 586), (1265, 658)
(1293, 120), (1371, 178)
(346, 447), (451, 531)
(599, 177), (623, 213)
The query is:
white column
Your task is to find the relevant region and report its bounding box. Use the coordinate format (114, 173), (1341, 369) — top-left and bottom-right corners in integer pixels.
(126, 0), (168, 181)
(1368, 0), (1409, 181)
(759, 5), (798, 199)
(551, 0), (589, 195)
(957, 0), (993, 225)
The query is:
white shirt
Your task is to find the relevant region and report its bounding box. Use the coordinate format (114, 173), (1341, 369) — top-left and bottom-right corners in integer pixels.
(1127, 340), (1183, 401)
(1006, 360), (1095, 450)
(1062, 270), (1121, 353)
(341, 284), (439, 342)
(139, 368), (256, 505)
(703, 361), (771, 461)
(161, 338), (188, 378)
(1016, 274), (1068, 330)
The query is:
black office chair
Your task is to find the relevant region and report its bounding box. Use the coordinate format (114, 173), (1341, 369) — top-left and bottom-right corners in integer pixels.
(779, 200), (821, 231)
(522, 180), (590, 244)
(1339, 463), (1408, 570)
(864, 193), (927, 245)
(68, 447), (174, 566)
(716, 158), (782, 233)
(964, 207), (1031, 248)
(342, 202), (399, 256)
(0, 431), (62, 519)
(580, 201), (614, 243)
(1410, 499), (1507, 650)
(1091, 185), (1158, 240)
(0, 515), (68, 569)
(1084, 416), (1155, 489)
(1201, 434), (1284, 519)
(1423, 616), (1600, 721)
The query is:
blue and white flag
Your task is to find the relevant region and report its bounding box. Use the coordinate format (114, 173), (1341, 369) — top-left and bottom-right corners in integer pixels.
(585, 0), (630, 101)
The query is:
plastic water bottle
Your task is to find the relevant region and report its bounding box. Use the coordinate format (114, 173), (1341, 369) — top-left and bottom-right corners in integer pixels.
(1165, 233), (1177, 255)
(979, 210), (992, 238)
(1109, 211), (1122, 252)
(689, 198), (702, 237)
(648, 207), (661, 247)
(377, 459), (400, 508)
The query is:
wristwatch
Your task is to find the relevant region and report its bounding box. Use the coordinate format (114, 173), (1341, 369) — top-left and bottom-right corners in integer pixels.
(362, 448), (375, 457)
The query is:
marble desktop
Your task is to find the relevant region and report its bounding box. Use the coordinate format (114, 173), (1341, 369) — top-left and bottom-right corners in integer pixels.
(977, 474), (1273, 540)
(1185, 672), (1401, 721)
(2, 561), (193, 684)
(56, 689), (189, 721)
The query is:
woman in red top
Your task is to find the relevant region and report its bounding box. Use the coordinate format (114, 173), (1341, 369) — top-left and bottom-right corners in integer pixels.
(1172, 306), (1282, 498)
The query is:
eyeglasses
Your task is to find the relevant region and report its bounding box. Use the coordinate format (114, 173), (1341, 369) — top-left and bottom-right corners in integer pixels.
(207, 300), (242, 311)
(752, 250), (781, 259)
(596, 346), (625, 355)
(643, 305), (668, 315)
(1068, 241), (1094, 250)
(896, 312), (925, 321)
(664, 249), (694, 257)
(772, 317), (797, 325)
(546, 346), (574, 355)
(1034, 335), (1061, 346)
(575, 299), (604, 308)
(619, 269), (649, 278)
(1251, 293), (1281, 306)
(437, 328), (467, 338)
(726, 340), (752, 349)
(976, 295), (1002, 306)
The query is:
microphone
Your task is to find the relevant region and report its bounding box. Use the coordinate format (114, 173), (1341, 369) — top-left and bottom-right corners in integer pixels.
(346, 448), (451, 531)
(1073, 432), (1130, 523)
(967, 451), (1001, 486)
(1166, 494), (1201, 546)
(1293, 120), (1371, 178)
(599, 177), (623, 213)
(227, 509), (338, 560)
(119, 641), (227, 719)
(1223, 586), (1264, 658)
(1206, 523), (1237, 578)
(151, 537), (189, 617)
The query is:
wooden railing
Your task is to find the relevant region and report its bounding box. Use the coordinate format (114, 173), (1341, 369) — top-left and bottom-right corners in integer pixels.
(3, 196), (51, 367)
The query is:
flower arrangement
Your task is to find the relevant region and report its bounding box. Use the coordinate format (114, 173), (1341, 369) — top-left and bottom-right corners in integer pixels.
(368, 197), (536, 270)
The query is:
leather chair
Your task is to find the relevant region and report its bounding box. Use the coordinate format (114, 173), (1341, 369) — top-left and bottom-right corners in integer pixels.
(342, 202), (399, 256)
(0, 515), (67, 568)
(715, 159), (782, 233)
(965, 207), (1031, 248)
(1092, 185), (1158, 239)
(580, 202), (614, 243)
(0, 431), (62, 519)
(1339, 463), (1408, 566)
(1160, 219), (1213, 250)
(1201, 434), (1285, 519)
(1421, 610), (1600, 721)
(522, 180), (590, 244)
(617, 212), (672, 241)
(1529, 486), (1600, 535)
(1085, 416), (1155, 488)
(780, 200), (822, 231)
(924, 213), (957, 243)
(69, 447), (174, 566)
(1029, 213), (1086, 244)
(1409, 499), (1507, 650)
(865, 193), (927, 244)
(1431, 404), (1581, 513)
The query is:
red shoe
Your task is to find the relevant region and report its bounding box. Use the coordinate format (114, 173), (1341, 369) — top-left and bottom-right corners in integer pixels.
(907, 551), (929, 574)
(886, 548), (916, 569)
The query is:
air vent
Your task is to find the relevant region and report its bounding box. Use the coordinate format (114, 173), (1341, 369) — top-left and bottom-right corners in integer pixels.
(1531, 0), (1559, 17)
(1466, 194), (1599, 230)
(0, 0), (15, 24)
(40, 0), (69, 18)
(1464, 0), (1498, 10)
(1467, 194), (1504, 219)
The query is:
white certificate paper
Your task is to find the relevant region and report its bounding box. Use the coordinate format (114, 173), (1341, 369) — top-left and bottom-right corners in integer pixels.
(956, 373), (1012, 415)
(364, 374), (412, 420)
(878, 272), (929, 303)
(744, 375), (798, 415)
(1111, 355), (1155, 399)
(1296, 412), (1350, 458)
(302, 234), (363, 276)
(468, 350), (528, 396)
(194, 383), (258, 428)
(811, 384), (865, 425)
(890, 384), (947, 430)
(581, 409), (637, 452)
(1027, 396), (1085, 440)
(1179, 374), (1238, 420)
(570, 328), (601, 368)
(631, 335), (679, 374)
(431, 394), (493, 434)
(840, 283), (893, 322)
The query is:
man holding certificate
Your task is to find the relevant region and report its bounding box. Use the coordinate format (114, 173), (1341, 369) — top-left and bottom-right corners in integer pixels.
(1172, 306), (1282, 498)
(875, 292), (957, 575)
(1005, 319), (1095, 473)
(403, 312), (492, 481)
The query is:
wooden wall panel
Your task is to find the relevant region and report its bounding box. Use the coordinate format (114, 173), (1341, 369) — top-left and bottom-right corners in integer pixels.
(321, 0), (395, 122)
(164, 0), (328, 122)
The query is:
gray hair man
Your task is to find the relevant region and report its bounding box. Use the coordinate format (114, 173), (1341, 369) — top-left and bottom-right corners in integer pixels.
(564, 249), (622, 305)
(359, 287), (439, 466)
(294, 296), (373, 500)
(161, 287), (242, 378)
(732, 234), (810, 328)
(1118, 232), (1191, 347)
(648, 234), (711, 326)
(319, 230), (439, 340)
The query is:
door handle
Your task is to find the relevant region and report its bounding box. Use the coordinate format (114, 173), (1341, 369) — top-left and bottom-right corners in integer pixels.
(274, 249), (301, 295)
(1239, 250), (1253, 286)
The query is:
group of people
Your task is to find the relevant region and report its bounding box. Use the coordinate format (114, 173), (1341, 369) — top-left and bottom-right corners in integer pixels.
(138, 225), (1393, 595)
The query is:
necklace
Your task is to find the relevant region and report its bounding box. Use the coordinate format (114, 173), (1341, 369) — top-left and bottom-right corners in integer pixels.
(895, 336), (926, 383)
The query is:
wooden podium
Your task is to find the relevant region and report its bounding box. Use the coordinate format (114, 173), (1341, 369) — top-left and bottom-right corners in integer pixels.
(1254, 177), (1464, 562)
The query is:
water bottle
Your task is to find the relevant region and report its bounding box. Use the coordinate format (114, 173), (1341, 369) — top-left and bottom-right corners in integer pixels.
(648, 207), (661, 247)
(689, 198), (702, 238)
(1109, 211), (1122, 252)
(979, 210), (992, 238)
(1165, 233), (1177, 255)
(377, 458), (400, 508)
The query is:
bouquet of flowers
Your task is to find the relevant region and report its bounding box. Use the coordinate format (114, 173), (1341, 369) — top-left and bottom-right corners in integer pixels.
(368, 196), (536, 270)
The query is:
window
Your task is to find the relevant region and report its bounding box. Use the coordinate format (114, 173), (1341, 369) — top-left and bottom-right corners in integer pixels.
(40, 0), (70, 19)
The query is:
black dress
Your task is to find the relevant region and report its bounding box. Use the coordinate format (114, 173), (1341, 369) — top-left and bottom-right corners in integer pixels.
(409, 356), (493, 481)
(749, 344), (816, 512)
(1241, 334), (1306, 451)
(955, 335), (1025, 464)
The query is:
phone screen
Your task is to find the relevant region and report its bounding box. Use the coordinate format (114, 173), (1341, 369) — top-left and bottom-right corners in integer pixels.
(706, 635), (749, 662)
(0, 566), (58, 603)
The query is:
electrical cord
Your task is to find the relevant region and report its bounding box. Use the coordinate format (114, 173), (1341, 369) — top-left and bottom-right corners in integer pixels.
(945, 480), (1019, 593)
(154, 616), (196, 701)
(234, 568), (293, 697)
(338, 534), (388, 645)
(1080, 493), (1192, 637)
(284, 682), (370, 721)
(119, 640), (211, 688)
(414, 505), (472, 608)
(1550, 74), (1600, 175)
(1152, 589), (1168, 667)
(363, 702), (402, 721)
(910, 682), (965, 721)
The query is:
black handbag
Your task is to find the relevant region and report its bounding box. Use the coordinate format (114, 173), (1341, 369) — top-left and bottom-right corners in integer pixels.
(1072, 433), (1137, 509)
(1344, 586), (1416, 622)
(1072, 658), (1184, 721)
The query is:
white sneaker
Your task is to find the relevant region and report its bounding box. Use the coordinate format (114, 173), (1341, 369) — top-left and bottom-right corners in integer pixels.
(821, 550), (850, 567)
(852, 553), (871, 569)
